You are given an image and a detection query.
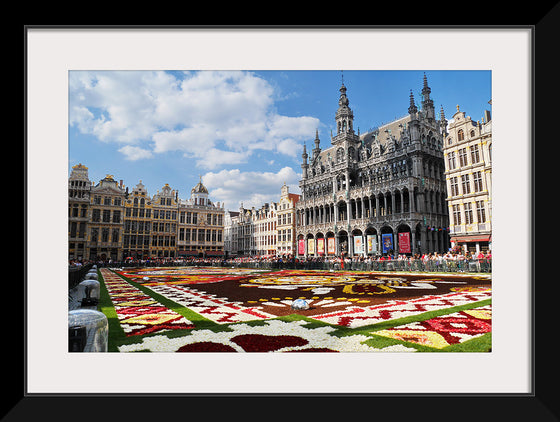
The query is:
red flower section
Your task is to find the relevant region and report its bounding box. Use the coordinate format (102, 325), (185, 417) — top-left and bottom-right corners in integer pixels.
(177, 342), (237, 352)
(231, 334), (308, 352)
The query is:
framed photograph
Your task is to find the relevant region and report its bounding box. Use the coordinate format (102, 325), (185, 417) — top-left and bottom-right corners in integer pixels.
(22, 22), (545, 419)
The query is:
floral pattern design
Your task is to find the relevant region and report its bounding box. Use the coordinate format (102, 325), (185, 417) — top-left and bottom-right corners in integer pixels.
(373, 305), (492, 348)
(101, 269), (194, 336)
(100, 267), (491, 352)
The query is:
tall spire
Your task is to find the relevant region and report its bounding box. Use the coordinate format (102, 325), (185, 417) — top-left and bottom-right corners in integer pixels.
(439, 105), (448, 136)
(408, 90), (418, 114)
(312, 129), (321, 159)
(301, 142), (309, 179)
(334, 73), (353, 140)
(422, 73), (430, 92)
(421, 73), (434, 119)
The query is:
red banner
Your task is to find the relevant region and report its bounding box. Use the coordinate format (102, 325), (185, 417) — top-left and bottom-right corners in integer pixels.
(398, 232), (411, 253)
(298, 239), (305, 255)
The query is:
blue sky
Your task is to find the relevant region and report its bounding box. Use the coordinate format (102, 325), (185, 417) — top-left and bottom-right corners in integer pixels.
(68, 70), (491, 210)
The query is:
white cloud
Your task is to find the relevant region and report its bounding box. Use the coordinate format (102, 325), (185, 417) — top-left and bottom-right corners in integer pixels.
(203, 167), (300, 210)
(196, 149), (249, 170)
(69, 70), (318, 169)
(118, 145), (154, 161)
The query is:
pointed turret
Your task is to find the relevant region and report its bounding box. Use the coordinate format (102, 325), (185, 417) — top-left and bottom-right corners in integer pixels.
(312, 129), (321, 159)
(421, 73), (435, 119)
(408, 90), (418, 115)
(439, 105), (448, 136)
(332, 73), (359, 146)
(301, 143), (309, 179)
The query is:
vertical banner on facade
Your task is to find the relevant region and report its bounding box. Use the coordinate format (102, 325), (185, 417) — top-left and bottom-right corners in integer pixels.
(382, 234), (393, 253)
(298, 239), (305, 255)
(327, 237), (335, 255)
(398, 232), (411, 253)
(307, 238), (315, 255)
(317, 238), (325, 255)
(367, 235), (377, 254)
(353, 236), (363, 254)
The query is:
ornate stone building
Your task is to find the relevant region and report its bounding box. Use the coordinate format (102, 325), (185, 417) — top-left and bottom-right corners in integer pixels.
(236, 204), (256, 256)
(151, 183), (179, 259)
(223, 210), (240, 256)
(177, 179), (225, 258)
(86, 175), (126, 261)
(68, 163), (93, 260)
(295, 75), (450, 257)
(277, 183), (300, 257)
(122, 180), (153, 260)
(254, 202), (278, 256)
(443, 104), (492, 254)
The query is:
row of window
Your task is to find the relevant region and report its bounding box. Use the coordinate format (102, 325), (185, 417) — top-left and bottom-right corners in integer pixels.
(90, 228), (120, 243)
(92, 196), (122, 206)
(91, 209), (121, 223)
(448, 171), (485, 197)
(92, 208), (224, 226)
(122, 229), (224, 247)
(447, 144), (481, 170)
(177, 228), (223, 242)
(448, 128), (477, 145)
(256, 235), (278, 246)
(451, 201), (487, 225)
(278, 229), (293, 242)
(69, 204), (88, 218)
(278, 213), (293, 226)
(178, 211), (223, 226)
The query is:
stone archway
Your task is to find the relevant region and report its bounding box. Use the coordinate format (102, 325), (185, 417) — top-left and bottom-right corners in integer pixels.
(337, 230), (348, 257)
(380, 225), (394, 255)
(351, 228), (364, 256)
(364, 226), (378, 255)
(396, 223), (412, 255)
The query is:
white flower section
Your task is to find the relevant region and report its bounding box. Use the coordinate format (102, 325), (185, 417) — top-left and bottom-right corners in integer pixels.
(118, 320), (417, 353)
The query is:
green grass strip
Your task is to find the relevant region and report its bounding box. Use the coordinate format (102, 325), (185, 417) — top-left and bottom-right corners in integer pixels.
(96, 270), (127, 352)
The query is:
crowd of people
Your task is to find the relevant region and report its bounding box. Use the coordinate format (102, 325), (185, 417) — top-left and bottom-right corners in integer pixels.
(69, 248), (491, 273)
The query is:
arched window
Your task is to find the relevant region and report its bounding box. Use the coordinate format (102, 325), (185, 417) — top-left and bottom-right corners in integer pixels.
(458, 129), (464, 141)
(336, 148), (344, 163)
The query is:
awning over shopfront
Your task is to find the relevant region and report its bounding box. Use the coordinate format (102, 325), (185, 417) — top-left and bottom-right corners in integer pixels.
(451, 235), (491, 243)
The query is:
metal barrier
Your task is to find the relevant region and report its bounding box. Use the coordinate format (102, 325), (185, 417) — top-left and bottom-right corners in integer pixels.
(224, 258), (491, 273)
(94, 258), (491, 273)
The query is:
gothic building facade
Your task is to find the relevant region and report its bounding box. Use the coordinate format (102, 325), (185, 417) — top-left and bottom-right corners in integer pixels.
(295, 75), (450, 257)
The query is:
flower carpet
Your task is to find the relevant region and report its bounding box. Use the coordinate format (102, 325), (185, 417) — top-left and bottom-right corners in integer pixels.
(97, 267), (491, 353)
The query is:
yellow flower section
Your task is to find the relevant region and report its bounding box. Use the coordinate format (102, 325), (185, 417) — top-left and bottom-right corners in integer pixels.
(374, 330), (450, 349)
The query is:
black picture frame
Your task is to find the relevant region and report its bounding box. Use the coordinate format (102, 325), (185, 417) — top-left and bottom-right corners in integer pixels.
(18, 16), (553, 420)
